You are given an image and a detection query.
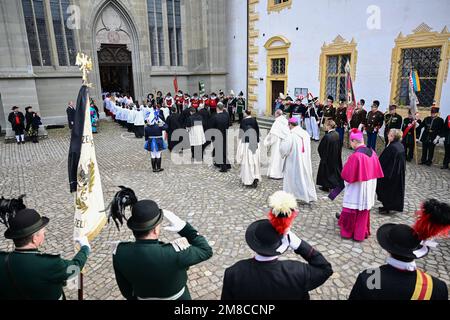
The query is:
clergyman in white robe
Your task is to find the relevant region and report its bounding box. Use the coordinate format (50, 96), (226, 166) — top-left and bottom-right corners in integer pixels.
(280, 120), (317, 203)
(236, 114), (261, 186)
(264, 110), (289, 179)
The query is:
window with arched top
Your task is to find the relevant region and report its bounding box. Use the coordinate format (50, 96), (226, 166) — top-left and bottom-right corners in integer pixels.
(319, 35), (358, 103)
(264, 36), (291, 115)
(390, 23), (450, 109)
(21, 0), (77, 67)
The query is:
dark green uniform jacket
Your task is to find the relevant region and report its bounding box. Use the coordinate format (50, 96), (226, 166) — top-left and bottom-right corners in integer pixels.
(0, 246), (89, 300)
(113, 223), (213, 300)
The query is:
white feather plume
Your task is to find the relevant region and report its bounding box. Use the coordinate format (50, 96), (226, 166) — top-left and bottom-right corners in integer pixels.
(269, 191), (297, 217)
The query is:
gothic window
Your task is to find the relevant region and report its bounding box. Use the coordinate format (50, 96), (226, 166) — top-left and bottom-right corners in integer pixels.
(147, 0), (165, 66)
(61, 0), (77, 65)
(22, 0), (77, 67)
(167, 0), (183, 66)
(22, 0), (51, 66)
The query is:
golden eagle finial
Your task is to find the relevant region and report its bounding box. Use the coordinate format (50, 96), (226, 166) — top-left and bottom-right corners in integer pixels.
(76, 53), (93, 87)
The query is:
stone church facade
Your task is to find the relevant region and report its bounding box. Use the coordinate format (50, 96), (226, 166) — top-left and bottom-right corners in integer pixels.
(0, 0), (232, 132)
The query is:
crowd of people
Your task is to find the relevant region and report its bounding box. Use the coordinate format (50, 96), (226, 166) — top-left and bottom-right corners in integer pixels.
(7, 106), (42, 144)
(0, 190), (448, 300)
(1, 89), (449, 301)
(98, 89), (247, 174)
(279, 93), (450, 169)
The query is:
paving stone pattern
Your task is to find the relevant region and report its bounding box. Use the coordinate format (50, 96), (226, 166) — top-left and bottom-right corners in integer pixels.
(0, 120), (449, 300)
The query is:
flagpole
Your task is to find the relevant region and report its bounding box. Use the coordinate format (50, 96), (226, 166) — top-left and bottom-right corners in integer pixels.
(414, 120), (418, 165)
(78, 272), (84, 301)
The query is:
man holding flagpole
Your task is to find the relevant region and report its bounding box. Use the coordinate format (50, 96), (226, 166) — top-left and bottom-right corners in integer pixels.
(68, 53), (108, 299)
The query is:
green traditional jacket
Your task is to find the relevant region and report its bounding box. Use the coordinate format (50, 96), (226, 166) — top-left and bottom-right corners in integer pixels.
(0, 246), (89, 300)
(113, 223), (213, 300)
(236, 98), (246, 114)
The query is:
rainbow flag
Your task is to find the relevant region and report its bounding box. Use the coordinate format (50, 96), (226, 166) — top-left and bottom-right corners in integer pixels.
(410, 70), (421, 92)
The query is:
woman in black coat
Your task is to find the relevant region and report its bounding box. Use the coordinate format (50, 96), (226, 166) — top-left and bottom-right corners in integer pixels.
(376, 129), (406, 214)
(316, 120), (343, 192)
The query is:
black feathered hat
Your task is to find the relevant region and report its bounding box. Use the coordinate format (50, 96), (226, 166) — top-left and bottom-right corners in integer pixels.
(127, 200), (164, 232)
(377, 224), (428, 260)
(1, 196), (49, 239)
(245, 220), (286, 256)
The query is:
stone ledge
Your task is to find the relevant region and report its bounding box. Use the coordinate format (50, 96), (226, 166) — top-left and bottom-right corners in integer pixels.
(4, 127), (48, 143)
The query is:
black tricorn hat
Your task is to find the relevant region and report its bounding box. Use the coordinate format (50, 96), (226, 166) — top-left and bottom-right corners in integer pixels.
(5, 209), (49, 239)
(127, 200), (164, 232)
(11, 106), (19, 111)
(245, 220), (284, 257)
(377, 223), (428, 260)
(327, 95), (334, 102)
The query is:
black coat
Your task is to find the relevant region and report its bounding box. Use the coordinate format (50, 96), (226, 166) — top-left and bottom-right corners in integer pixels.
(25, 111), (34, 131)
(376, 141), (406, 211)
(166, 113), (182, 151)
(179, 108), (192, 128)
(350, 109), (367, 129)
(349, 265), (448, 300)
(417, 116), (444, 143)
(198, 108), (211, 131)
(8, 112), (25, 131)
(442, 115), (450, 145)
(221, 240), (333, 300)
(210, 112), (230, 167)
(66, 106), (76, 129)
(317, 131), (343, 189)
(240, 117), (260, 153)
(401, 117), (417, 146)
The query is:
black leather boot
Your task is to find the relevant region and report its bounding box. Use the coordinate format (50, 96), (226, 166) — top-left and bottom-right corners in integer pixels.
(151, 158), (157, 172)
(156, 157), (164, 172)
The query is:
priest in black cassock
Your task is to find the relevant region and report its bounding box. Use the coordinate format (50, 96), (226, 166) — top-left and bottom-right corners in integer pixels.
(210, 103), (231, 172)
(316, 120), (343, 192)
(166, 106), (182, 151)
(376, 129), (406, 214)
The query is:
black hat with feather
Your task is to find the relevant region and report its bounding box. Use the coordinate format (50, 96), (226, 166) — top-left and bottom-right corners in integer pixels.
(107, 186), (163, 232)
(0, 195), (49, 239)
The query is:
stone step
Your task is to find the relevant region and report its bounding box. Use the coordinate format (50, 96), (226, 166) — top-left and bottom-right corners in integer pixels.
(4, 127), (48, 143)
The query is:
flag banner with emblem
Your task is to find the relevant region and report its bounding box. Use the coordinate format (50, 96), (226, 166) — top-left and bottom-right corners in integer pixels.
(199, 80), (206, 96)
(409, 70), (420, 116)
(411, 70), (421, 92)
(173, 75), (179, 93)
(345, 60), (356, 123)
(68, 85), (106, 241)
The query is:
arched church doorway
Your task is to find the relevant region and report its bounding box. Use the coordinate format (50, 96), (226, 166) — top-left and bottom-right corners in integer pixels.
(98, 44), (134, 98)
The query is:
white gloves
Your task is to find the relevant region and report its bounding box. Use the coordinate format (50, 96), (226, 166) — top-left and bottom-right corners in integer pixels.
(276, 231), (302, 253)
(287, 231), (302, 250)
(433, 136), (441, 145)
(75, 236), (91, 252)
(163, 210), (187, 233)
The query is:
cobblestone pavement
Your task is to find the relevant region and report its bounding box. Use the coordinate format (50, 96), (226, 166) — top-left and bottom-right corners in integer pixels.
(0, 120), (449, 300)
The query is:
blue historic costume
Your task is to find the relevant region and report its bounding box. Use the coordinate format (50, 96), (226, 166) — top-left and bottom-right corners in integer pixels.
(90, 105), (98, 133)
(145, 111), (168, 172)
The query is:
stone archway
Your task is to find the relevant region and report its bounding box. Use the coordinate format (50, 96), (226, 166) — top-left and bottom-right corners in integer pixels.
(90, 1), (143, 101)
